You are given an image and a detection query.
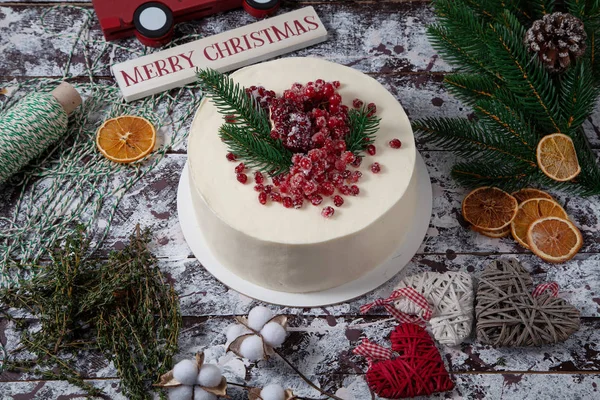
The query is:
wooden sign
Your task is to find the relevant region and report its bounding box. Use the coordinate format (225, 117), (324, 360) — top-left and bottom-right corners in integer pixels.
(112, 7), (328, 102)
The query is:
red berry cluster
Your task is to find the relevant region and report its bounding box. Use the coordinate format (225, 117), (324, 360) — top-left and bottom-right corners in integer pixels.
(228, 80), (404, 218)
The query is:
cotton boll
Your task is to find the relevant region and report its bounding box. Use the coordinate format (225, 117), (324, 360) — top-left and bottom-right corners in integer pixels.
(260, 322), (287, 348)
(197, 364), (222, 387)
(247, 306), (274, 331)
(172, 359), (198, 385)
(260, 384), (286, 400)
(193, 387), (217, 400)
(226, 323), (251, 342)
(238, 335), (265, 360)
(168, 385), (193, 400)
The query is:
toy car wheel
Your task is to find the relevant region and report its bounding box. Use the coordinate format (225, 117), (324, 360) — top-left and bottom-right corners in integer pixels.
(243, 0), (281, 18)
(133, 2), (174, 45)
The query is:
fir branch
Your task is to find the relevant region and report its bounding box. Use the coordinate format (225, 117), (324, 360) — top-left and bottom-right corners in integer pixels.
(219, 123), (292, 176)
(487, 11), (564, 133)
(345, 106), (381, 156)
(559, 60), (600, 134)
(412, 117), (537, 166)
(451, 161), (538, 191)
(444, 73), (498, 106)
(196, 68), (271, 138)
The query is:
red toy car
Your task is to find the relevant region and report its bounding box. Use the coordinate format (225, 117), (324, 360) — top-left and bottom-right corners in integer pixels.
(92, 0), (281, 47)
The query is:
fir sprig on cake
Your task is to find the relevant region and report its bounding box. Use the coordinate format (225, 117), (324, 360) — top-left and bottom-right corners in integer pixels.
(197, 69), (404, 218)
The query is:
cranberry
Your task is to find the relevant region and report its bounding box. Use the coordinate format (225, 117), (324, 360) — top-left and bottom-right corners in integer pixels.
(351, 156), (363, 168)
(350, 185), (360, 196)
(329, 104), (340, 114)
(353, 99), (363, 109)
(332, 81), (341, 88)
(333, 195), (344, 207)
(342, 169), (351, 178)
(258, 192), (268, 205)
(303, 181), (318, 196)
(329, 94), (342, 106)
(254, 171), (264, 184)
(335, 140), (347, 152)
(323, 83), (334, 97)
(367, 103), (377, 117)
(311, 195), (323, 206)
(341, 151), (355, 164)
(316, 79), (325, 86)
(389, 138), (402, 149)
(293, 196), (304, 209)
(270, 192), (282, 202)
(320, 182), (335, 196)
(371, 162), (381, 173)
(226, 152), (237, 162)
(299, 157), (312, 171)
(264, 185), (273, 194)
(335, 159), (347, 171)
(236, 173), (248, 184)
(282, 197), (293, 208)
(321, 206), (335, 218)
(339, 185), (351, 195)
(235, 163), (245, 173)
(254, 184), (264, 192)
(305, 86), (315, 97)
(366, 144), (377, 156)
(348, 171), (363, 183)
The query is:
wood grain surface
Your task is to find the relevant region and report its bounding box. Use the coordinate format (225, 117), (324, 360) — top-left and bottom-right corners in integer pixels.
(1, 1), (599, 399)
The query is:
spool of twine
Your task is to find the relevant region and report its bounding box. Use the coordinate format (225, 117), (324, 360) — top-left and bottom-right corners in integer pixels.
(0, 82), (82, 184)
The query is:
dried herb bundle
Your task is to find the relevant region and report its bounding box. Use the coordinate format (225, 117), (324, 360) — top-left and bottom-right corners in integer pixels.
(0, 226), (181, 399)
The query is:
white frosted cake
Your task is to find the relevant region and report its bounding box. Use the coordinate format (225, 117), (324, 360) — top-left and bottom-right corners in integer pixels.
(188, 57), (417, 293)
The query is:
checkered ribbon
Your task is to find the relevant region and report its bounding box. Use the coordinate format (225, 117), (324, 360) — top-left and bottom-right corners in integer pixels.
(353, 338), (393, 367)
(532, 281), (560, 298)
(360, 287), (433, 325)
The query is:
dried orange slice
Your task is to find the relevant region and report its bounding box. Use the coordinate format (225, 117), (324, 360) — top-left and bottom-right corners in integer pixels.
(527, 216), (583, 263)
(462, 187), (518, 231)
(537, 133), (581, 181)
(510, 198), (568, 249)
(511, 188), (553, 204)
(472, 225), (511, 238)
(96, 116), (156, 163)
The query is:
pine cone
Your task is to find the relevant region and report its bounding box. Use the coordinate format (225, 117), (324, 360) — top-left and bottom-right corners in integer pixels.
(524, 12), (587, 73)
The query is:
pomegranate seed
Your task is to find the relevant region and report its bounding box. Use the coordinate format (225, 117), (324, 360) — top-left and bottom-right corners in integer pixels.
(323, 83), (334, 97)
(348, 171), (362, 183)
(341, 151), (355, 164)
(270, 192), (282, 202)
(353, 99), (363, 109)
(351, 156), (363, 168)
(333, 195), (344, 207)
(335, 140), (347, 152)
(329, 104), (340, 114)
(293, 196), (304, 209)
(264, 185), (273, 194)
(371, 162), (381, 173)
(303, 181), (318, 196)
(226, 152), (237, 162)
(389, 138), (402, 149)
(255, 171), (264, 184)
(235, 163), (245, 173)
(254, 184), (264, 192)
(236, 173), (248, 184)
(335, 159), (346, 171)
(311, 195), (323, 206)
(339, 186), (351, 196)
(299, 157), (312, 171)
(366, 144), (376, 156)
(316, 79), (325, 86)
(367, 103), (377, 117)
(329, 94), (342, 106)
(350, 185), (360, 196)
(283, 197), (293, 208)
(258, 192), (267, 205)
(305, 86), (315, 96)
(321, 182), (335, 196)
(321, 206), (335, 218)
(332, 80), (341, 88)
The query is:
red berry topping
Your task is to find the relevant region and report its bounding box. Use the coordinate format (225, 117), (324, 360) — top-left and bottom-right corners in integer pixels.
(264, 185), (273, 194)
(254, 184), (264, 192)
(366, 145), (376, 156)
(367, 103), (377, 117)
(329, 93), (342, 106)
(333, 195), (344, 207)
(350, 185), (360, 196)
(255, 171), (264, 184)
(282, 197), (293, 208)
(270, 192), (282, 202)
(351, 156), (363, 168)
(311, 195), (323, 206)
(299, 157), (312, 171)
(389, 138), (402, 149)
(352, 99), (363, 109)
(293, 196), (304, 209)
(321, 206), (335, 219)
(323, 83), (334, 97)
(341, 151), (355, 164)
(332, 80), (341, 88)
(226, 152), (237, 162)
(347, 171), (362, 183)
(236, 173), (248, 184)
(371, 162), (381, 173)
(258, 192), (268, 205)
(339, 185), (351, 196)
(320, 182), (335, 196)
(235, 163), (245, 174)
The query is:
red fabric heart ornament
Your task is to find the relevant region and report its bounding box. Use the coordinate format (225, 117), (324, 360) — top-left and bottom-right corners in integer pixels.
(354, 324), (454, 399)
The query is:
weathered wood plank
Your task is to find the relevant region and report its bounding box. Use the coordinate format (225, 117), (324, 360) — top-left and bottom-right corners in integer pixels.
(0, 2), (447, 78)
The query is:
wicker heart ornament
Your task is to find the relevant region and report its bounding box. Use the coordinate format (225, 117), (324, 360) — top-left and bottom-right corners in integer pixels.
(476, 259), (580, 347)
(354, 323), (454, 398)
(394, 271), (474, 345)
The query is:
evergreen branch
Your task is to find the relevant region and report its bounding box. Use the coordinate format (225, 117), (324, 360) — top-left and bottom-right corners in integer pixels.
(474, 98), (540, 150)
(487, 11), (564, 133)
(444, 73), (498, 106)
(451, 161), (537, 191)
(559, 60), (600, 134)
(196, 69), (271, 138)
(219, 123), (292, 176)
(413, 117), (537, 166)
(345, 106), (380, 156)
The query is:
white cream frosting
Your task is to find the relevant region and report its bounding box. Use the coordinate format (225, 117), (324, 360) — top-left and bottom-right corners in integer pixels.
(188, 57), (417, 293)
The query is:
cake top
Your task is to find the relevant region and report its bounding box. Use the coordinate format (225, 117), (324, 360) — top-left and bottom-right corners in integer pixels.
(188, 57), (415, 244)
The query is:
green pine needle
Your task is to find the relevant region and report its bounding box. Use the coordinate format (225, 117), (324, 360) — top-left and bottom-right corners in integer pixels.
(346, 106), (381, 156)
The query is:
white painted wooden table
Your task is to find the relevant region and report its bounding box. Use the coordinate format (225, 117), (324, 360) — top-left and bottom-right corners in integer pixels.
(1, 1), (600, 399)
